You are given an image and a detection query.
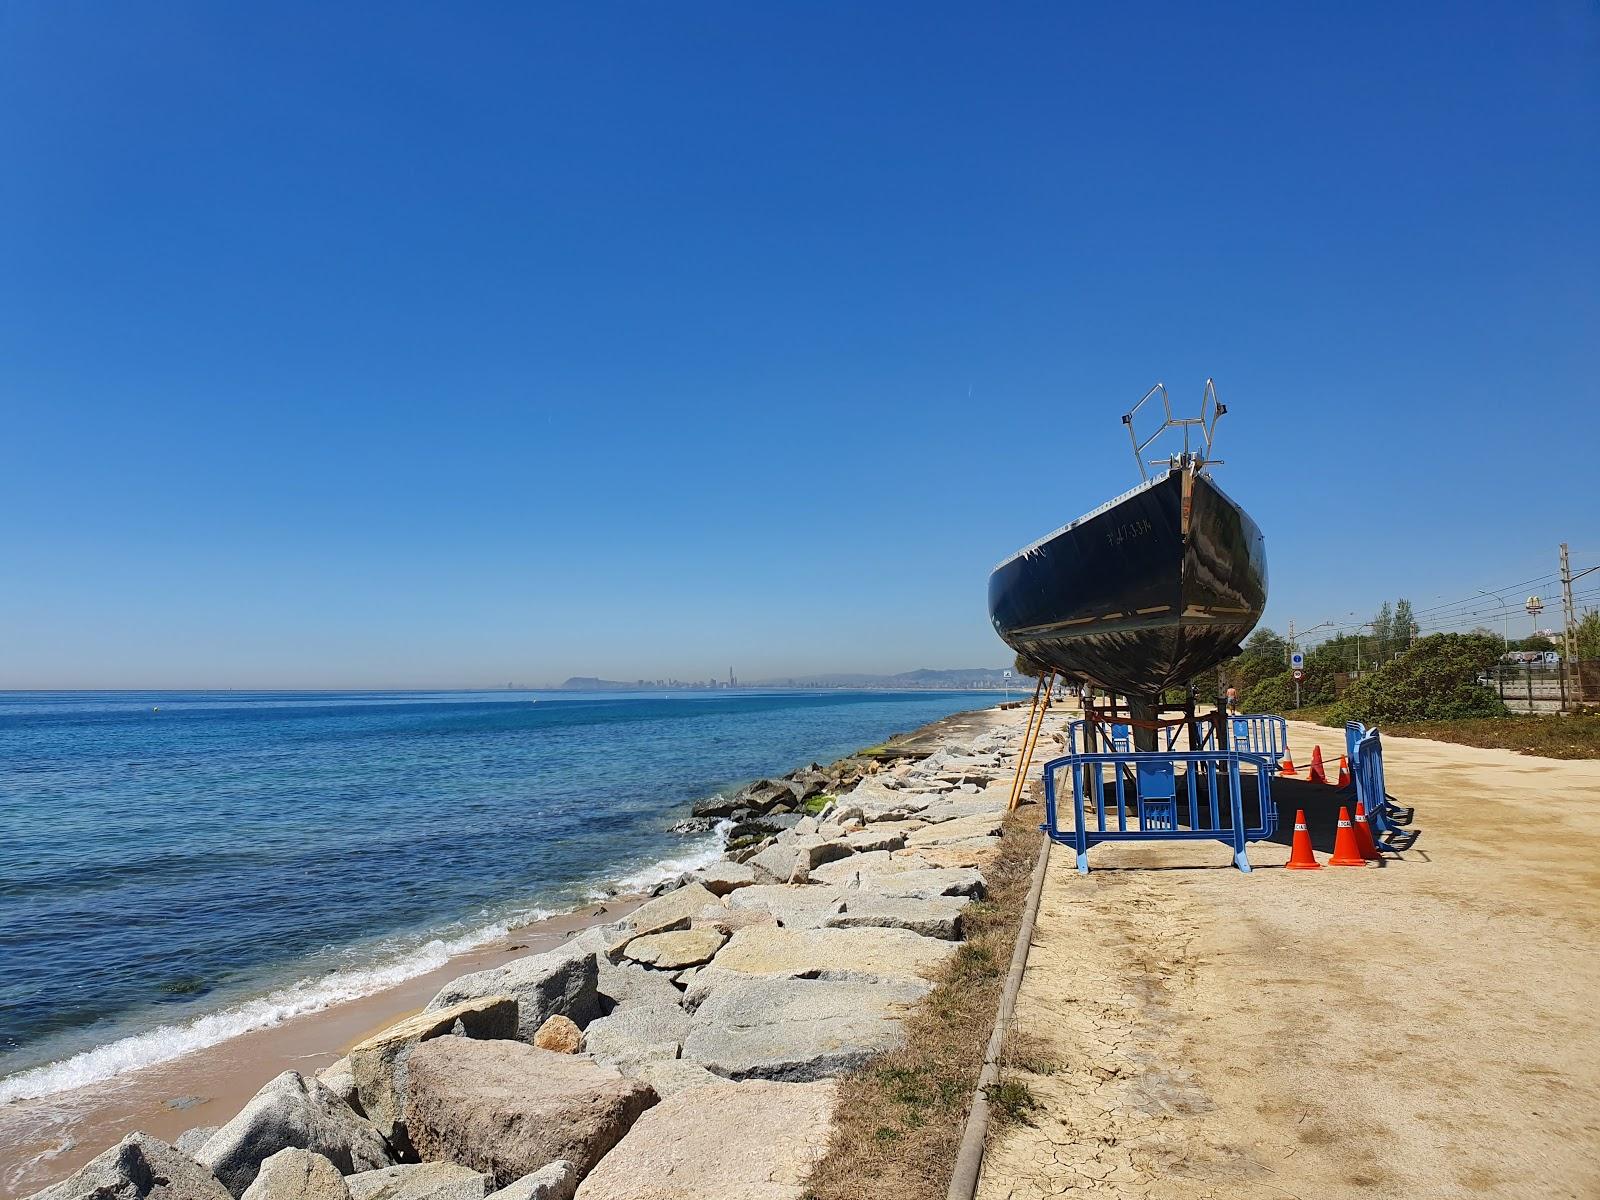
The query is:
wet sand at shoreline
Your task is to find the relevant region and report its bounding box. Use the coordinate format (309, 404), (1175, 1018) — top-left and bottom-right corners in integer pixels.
(0, 899), (640, 1200)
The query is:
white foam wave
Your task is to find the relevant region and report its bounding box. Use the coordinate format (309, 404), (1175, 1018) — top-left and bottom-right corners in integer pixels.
(609, 819), (734, 895)
(0, 909), (553, 1106)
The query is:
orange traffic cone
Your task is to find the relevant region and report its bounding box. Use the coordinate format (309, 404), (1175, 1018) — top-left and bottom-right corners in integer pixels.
(1308, 745), (1328, 785)
(1279, 752), (1298, 778)
(1329, 805), (1368, 866)
(1335, 754), (1351, 788)
(1285, 809), (1321, 870)
(1354, 802), (1381, 861)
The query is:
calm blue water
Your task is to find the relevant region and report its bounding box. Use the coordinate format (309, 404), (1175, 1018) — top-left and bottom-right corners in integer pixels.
(0, 688), (994, 1099)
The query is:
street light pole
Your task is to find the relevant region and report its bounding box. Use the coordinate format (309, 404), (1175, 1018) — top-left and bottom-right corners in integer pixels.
(1476, 589), (1510, 651)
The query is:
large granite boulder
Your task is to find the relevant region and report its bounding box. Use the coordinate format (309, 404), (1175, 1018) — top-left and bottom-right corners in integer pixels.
(482, 1164), (576, 1200)
(838, 779), (930, 822)
(809, 854), (986, 899)
(692, 862), (756, 896)
(198, 1073), (391, 1198)
(572, 1080), (836, 1199)
(350, 997), (518, 1151)
(175, 1128), (222, 1157)
(620, 928), (725, 969)
(806, 850), (917, 883)
(595, 957), (684, 1011)
(689, 793), (743, 819)
(31, 1134), (231, 1200)
(555, 925), (685, 1013)
(313, 1061), (360, 1114)
(840, 827), (907, 854)
(702, 925), (954, 985)
(614, 1059), (720, 1100)
(681, 976), (930, 1081)
(911, 797), (1006, 825)
(726, 884), (965, 939)
(241, 1150), (349, 1200)
(426, 946), (599, 1039)
(580, 1004), (691, 1071)
(345, 1163), (488, 1200)
(399, 1036), (656, 1186)
(616, 883), (721, 941)
(747, 835), (854, 885)
(904, 841), (1001, 869)
(903, 812), (1003, 847)
(533, 1015), (581, 1053)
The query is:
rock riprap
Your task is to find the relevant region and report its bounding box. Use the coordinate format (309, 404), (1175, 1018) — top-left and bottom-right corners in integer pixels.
(345, 1163), (489, 1200)
(534, 1014), (583, 1053)
(399, 1035), (657, 1185)
(426, 944), (600, 1041)
(483, 1163), (577, 1200)
(704, 924), (954, 984)
(615, 882), (720, 941)
(619, 927), (726, 968)
(349, 996), (518, 1151)
(572, 1080), (837, 1199)
(580, 1004), (692, 1071)
(241, 1150), (350, 1200)
(681, 974), (931, 1081)
(198, 1073), (392, 1199)
(725, 884), (965, 939)
(32, 1134), (232, 1200)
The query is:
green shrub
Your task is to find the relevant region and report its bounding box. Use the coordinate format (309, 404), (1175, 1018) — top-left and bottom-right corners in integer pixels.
(1329, 633), (1507, 725)
(1241, 674), (1293, 713)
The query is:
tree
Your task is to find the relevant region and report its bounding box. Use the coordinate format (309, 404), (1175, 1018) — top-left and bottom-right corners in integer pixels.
(1372, 601), (1395, 659)
(1329, 633), (1507, 724)
(1393, 598), (1417, 647)
(1573, 610), (1600, 659)
(1218, 627), (1290, 701)
(1508, 635), (1555, 652)
(1013, 651), (1051, 680)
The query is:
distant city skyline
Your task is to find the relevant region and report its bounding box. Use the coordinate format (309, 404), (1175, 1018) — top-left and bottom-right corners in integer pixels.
(1, 4), (1595, 689)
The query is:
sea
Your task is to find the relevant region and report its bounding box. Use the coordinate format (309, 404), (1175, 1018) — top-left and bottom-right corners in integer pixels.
(0, 687), (997, 1105)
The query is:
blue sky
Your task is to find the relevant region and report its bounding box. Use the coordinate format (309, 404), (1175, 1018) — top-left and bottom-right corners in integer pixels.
(2, 2), (1596, 688)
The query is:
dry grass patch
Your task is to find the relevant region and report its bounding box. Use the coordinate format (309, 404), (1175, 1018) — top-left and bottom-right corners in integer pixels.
(803, 801), (1047, 1200)
(1379, 713), (1600, 759)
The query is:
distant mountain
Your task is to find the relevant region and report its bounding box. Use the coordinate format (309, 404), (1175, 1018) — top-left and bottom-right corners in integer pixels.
(555, 668), (1019, 691)
(746, 667), (1018, 689)
(557, 677), (636, 691)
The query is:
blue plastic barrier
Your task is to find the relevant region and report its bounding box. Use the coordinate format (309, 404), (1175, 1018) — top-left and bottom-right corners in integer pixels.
(1345, 721), (1363, 770)
(1067, 714), (1223, 755)
(1163, 720), (1218, 751)
(1352, 727), (1420, 851)
(1229, 714), (1289, 767)
(1043, 748), (1279, 874)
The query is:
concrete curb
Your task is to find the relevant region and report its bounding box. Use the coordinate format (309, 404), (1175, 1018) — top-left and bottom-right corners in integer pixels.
(944, 827), (1051, 1200)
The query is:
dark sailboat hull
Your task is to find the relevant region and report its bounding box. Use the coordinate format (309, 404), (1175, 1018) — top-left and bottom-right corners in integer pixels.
(988, 469), (1267, 698)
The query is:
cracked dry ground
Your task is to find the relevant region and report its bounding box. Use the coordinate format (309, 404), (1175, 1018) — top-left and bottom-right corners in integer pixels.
(978, 720), (1600, 1199)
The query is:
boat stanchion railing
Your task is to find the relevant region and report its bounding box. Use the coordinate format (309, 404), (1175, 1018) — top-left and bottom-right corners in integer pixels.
(1041, 746), (1278, 874)
(1121, 377), (1228, 481)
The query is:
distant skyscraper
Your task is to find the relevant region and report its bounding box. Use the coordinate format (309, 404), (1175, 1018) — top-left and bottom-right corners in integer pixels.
(729, 667), (735, 688)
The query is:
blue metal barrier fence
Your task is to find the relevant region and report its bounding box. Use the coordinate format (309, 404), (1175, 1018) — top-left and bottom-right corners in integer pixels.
(1043, 748), (1279, 874)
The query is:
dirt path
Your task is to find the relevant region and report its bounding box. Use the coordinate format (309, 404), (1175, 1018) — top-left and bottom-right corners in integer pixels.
(978, 720), (1600, 1199)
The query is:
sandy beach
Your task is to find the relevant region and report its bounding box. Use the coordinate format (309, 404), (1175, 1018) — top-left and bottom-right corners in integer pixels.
(0, 899), (648, 1200)
(978, 718), (1600, 1198)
